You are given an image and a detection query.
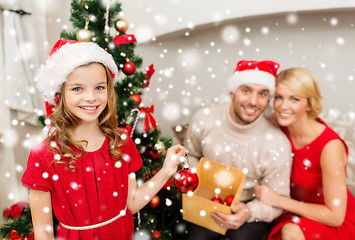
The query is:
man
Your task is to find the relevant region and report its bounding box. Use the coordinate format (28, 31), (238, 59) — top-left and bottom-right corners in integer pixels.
(184, 60), (292, 240)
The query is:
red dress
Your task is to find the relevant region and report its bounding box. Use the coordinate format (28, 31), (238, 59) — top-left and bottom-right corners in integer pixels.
(268, 119), (355, 240)
(22, 136), (142, 240)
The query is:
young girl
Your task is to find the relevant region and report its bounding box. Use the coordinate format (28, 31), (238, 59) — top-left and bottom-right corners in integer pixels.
(255, 67), (355, 240)
(21, 39), (186, 240)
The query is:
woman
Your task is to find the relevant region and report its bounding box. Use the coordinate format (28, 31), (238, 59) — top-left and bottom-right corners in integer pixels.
(255, 67), (355, 239)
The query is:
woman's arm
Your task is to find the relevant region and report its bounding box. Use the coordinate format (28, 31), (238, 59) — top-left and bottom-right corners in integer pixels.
(255, 139), (348, 226)
(29, 189), (55, 240)
(127, 145), (186, 214)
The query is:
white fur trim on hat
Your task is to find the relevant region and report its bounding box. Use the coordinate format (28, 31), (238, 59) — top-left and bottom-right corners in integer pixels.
(227, 69), (276, 97)
(35, 42), (118, 105)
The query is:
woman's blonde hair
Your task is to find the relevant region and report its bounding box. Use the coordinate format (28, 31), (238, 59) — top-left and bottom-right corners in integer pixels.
(47, 62), (124, 171)
(276, 67), (323, 118)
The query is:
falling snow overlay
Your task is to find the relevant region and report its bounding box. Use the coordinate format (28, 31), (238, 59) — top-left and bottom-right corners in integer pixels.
(2, 1), (355, 239)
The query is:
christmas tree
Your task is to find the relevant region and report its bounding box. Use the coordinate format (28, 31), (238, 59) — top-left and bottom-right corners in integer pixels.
(37, 0), (185, 239)
(0, 202), (33, 239)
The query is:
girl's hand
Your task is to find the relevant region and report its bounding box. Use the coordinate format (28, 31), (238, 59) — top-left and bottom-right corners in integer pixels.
(254, 185), (279, 207)
(162, 144), (186, 177)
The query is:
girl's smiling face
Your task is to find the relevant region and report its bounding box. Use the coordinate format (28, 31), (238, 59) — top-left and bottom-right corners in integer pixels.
(63, 63), (108, 125)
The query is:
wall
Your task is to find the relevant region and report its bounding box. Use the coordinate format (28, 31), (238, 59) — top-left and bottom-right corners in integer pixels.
(136, 9), (355, 137)
(120, 0), (355, 42)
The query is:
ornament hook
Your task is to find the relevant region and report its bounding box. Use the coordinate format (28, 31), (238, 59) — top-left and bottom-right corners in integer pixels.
(183, 154), (190, 168)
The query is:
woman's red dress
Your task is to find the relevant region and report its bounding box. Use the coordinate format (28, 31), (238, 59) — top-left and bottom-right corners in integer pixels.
(268, 119), (355, 240)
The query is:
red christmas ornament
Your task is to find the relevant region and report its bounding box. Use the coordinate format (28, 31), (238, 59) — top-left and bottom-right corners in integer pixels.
(130, 93), (141, 105)
(225, 195), (234, 206)
(123, 61), (136, 75)
(152, 230), (162, 238)
(149, 195), (160, 208)
(120, 123), (132, 135)
(211, 196), (224, 204)
(210, 188), (224, 204)
(174, 167), (199, 193)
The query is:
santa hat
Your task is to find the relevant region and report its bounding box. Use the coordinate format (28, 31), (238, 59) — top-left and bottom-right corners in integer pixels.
(227, 60), (279, 97)
(35, 39), (119, 136)
(36, 39), (119, 106)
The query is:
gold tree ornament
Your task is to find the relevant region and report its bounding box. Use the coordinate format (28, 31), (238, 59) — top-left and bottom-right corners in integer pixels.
(154, 140), (165, 155)
(115, 18), (129, 33)
(76, 18), (92, 42)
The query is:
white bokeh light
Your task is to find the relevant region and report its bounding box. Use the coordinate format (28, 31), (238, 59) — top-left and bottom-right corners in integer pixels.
(215, 170), (234, 188)
(19, 42), (35, 61)
(8, 193), (15, 200)
(179, 50), (200, 69)
(330, 17), (338, 26)
(336, 37), (345, 46)
(286, 13), (298, 25)
(200, 210), (206, 217)
(43, 206), (50, 213)
(221, 25), (240, 44)
(133, 229), (151, 240)
(243, 38), (252, 46)
(70, 182), (79, 190)
(3, 128), (18, 147)
(135, 24), (154, 43)
(261, 26), (270, 35)
(163, 102), (181, 121)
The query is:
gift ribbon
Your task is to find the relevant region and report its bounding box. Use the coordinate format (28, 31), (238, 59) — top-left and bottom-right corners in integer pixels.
(140, 105), (157, 132)
(143, 64), (155, 88)
(113, 35), (137, 46)
(10, 230), (34, 240)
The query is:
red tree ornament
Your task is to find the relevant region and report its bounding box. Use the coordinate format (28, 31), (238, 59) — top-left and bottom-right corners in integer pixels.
(152, 230), (162, 238)
(130, 93), (141, 106)
(211, 188), (223, 204)
(174, 155), (199, 193)
(149, 195), (161, 208)
(123, 61), (136, 75)
(225, 195), (234, 206)
(120, 123), (132, 135)
(211, 196), (224, 204)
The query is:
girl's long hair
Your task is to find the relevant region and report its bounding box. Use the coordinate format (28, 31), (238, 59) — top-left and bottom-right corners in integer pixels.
(47, 63), (124, 171)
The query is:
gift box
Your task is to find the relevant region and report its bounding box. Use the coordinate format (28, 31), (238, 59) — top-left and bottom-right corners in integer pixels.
(182, 157), (246, 235)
